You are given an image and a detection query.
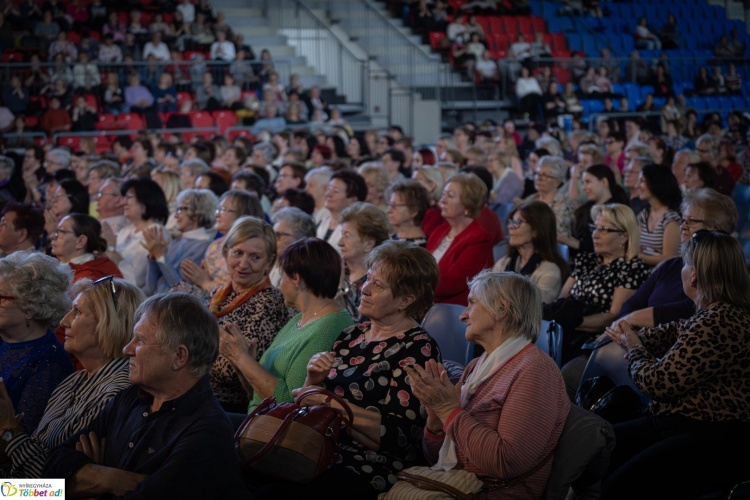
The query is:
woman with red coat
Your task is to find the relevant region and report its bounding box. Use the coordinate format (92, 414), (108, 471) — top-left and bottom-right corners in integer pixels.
(426, 172), (494, 306)
(50, 214), (122, 282)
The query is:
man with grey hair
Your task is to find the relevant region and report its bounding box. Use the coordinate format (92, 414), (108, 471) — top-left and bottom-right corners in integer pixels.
(45, 148), (71, 174)
(97, 178), (127, 235)
(624, 156), (649, 216)
(87, 160), (121, 214)
(44, 293), (248, 497)
(269, 206), (316, 287)
(251, 142), (279, 183)
(535, 135), (562, 158)
(624, 141), (652, 162)
(671, 149), (700, 186)
(179, 158), (210, 190)
(304, 166), (333, 224)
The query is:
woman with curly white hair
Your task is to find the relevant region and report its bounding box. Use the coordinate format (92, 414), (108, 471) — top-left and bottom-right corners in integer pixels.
(0, 251), (73, 434)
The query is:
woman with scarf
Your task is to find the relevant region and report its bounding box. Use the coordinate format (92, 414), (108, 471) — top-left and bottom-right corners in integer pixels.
(407, 271), (569, 498)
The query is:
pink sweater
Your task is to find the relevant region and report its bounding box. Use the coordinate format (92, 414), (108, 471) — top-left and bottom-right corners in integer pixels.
(423, 344), (570, 499)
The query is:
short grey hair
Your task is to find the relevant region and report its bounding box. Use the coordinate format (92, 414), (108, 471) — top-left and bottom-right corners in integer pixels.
(682, 188), (737, 234)
(695, 134), (720, 157)
(468, 270), (542, 343)
(535, 136), (562, 157)
(0, 250), (72, 330)
(538, 155), (568, 180)
(674, 149), (700, 165)
(89, 160), (121, 179)
(47, 148), (71, 169)
(175, 188), (218, 229)
(271, 207), (316, 240)
(221, 190), (264, 219)
(0, 156), (14, 178)
(253, 142), (277, 165)
(625, 141), (652, 159)
(135, 293), (219, 378)
(304, 166), (333, 186)
(180, 158), (210, 176)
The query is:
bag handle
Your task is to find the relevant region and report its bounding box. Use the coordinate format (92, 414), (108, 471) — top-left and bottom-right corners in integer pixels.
(395, 471), (476, 500)
(294, 387), (355, 427)
(485, 448), (555, 490)
(237, 404), (299, 466)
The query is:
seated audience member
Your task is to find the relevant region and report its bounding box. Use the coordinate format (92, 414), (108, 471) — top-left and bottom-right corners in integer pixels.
(268, 207), (316, 287)
(124, 73), (154, 113)
(386, 180), (431, 247)
(51, 214), (123, 282)
(612, 188), (736, 333)
(409, 271), (569, 497)
(207, 216), (289, 412)
(45, 179), (90, 241)
(413, 166), (446, 237)
(0, 251), (73, 434)
(143, 32), (171, 62)
(358, 163), (390, 211)
(476, 50), (500, 84)
(682, 161), (716, 193)
(143, 189), (218, 295)
(0, 278), (143, 478)
(494, 201), (569, 304)
(426, 172), (494, 306)
(181, 190), (263, 295)
(338, 202), (391, 323)
(253, 241), (441, 497)
(636, 164), (682, 267)
(634, 17), (661, 51)
(522, 156), (574, 239)
(40, 96), (71, 134)
(544, 204), (649, 392)
(602, 231), (750, 500)
(219, 237), (352, 411)
(210, 29), (236, 62)
(0, 203), (44, 255)
(486, 150), (523, 204)
(515, 66), (543, 118)
(43, 293), (249, 497)
(316, 170), (368, 250)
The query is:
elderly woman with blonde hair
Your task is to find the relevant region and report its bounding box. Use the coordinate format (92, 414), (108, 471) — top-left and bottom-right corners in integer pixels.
(487, 149), (523, 204)
(358, 163), (390, 212)
(0, 277), (144, 478)
(151, 167), (183, 236)
(426, 172), (494, 306)
(407, 271), (569, 498)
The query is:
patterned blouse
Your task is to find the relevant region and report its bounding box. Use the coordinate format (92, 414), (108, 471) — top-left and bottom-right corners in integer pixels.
(523, 189), (575, 238)
(202, 236), (230, 291)
(630, 302), (750, 422)
(323, 323), (441, 493)
(637, 208), (681, 257)
(208, 287), (289, 410)
(570, 252), (650, 314)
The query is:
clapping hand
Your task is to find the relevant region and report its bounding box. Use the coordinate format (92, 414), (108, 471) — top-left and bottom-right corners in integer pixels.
(304, 351), (336, 387)
(604, 321), (642, 358)
(218, 322), (255, 364)
(405, 359), (460, 422)
(180, 259), (211, 289)
(141, 226), (168, 260)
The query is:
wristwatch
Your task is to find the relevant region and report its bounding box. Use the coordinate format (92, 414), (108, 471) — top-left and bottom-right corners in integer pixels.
(1, 428), (19, 443)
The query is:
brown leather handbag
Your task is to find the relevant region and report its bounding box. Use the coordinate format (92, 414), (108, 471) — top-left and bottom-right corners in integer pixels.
(234, 387), (354, 484)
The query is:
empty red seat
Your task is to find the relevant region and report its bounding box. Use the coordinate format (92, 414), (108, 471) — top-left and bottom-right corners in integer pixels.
(177, 92), (193, 108)
(189, 111), (214, 129)
(119, 113), (145, 130)
(517, 17), (532, 34)
(474, 16), (491, 37)
(489, 17), (503, 34)
(213, 111), (237, 135)
(1, 51), (23, 63)
(429, 31), (446, 49)
(67, 32), (81, 44)
(58, 137), (81, 150)
(84, 94), (98, 112)
(491, 33), (511, 52)
(531, 16), (546, 33)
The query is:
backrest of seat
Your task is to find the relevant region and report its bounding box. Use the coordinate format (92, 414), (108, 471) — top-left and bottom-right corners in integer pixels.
(421, 303), (474, 366)
(543, 405), (616, 500)
(578, 339), (650, 406)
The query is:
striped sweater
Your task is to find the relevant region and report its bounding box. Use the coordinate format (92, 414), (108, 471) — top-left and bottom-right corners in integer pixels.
(423, 345), (570, 499)
(3, 357), (131, 478)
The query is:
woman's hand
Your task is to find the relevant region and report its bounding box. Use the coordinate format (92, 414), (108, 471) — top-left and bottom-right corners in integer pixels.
(0, 379), (22, 435)
(44, 209), (59, 235)
(142, 225), (168, 260)
(406, 359), (460, 422)
(101, 221), (116, 248)
(180, 259), (211, 290)
(304, 351), (335, 387)
(291, 385), (330, 406)
(219, 322), (255, 364)
(604, 321), (643, 358)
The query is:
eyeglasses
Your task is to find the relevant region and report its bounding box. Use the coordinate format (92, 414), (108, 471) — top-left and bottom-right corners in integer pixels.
(506, 218), (526, 229)
(175, 205), (190, 214)
(216, 206), (237, 214)
(589, 224), (625, 234)
(93, 275), (117, 309)
(696, 148), (711, 154)
(275, 231), (294, 240)
(534, 172), (558, 181)
(0, 295), (16, 306)
(623, 168), (640, 175)
(680, 217), (705, 227)
(96, 191), (120, 199)
(52, 228), (75, 238)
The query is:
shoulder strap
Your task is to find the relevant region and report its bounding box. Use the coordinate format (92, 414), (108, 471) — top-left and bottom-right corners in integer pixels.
(485, 448), (555, 490)
(396, 471), (476, 500)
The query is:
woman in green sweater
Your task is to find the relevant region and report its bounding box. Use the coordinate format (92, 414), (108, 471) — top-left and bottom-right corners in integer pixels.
(219, 237), (353, 411)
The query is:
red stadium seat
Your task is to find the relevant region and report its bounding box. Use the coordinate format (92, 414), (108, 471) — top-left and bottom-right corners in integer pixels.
(93, 136), (113, 154)
(67, 32), (81, 44)
(228, 129), (255, 143)
(189, 111), (214, 129)
(58, 137), (81, 150)
(531, 16), (546, 34)
(491, 33), (511, 52)
(1, 51), (23, 63)
(474, 16), (492, 37)
(84, 94), (98, 112)
(213, 111), (237, 135)
(177, 92), (193, 108)
(119, 113), (145, 130)
(429, 31), (447, 49)
(489, 17), (503, 34)
(25, 116), (39, 128)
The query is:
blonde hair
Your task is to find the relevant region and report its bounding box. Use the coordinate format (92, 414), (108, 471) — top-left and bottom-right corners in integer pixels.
(222, 216), (277, 266)
(151, 168), (182, 204)
(71, 278), (145, 359)
(445, 172), (488, 219)
(340, 202), (390, 247)
(591, 203), (639, 260)
(414, 166), (444, 203)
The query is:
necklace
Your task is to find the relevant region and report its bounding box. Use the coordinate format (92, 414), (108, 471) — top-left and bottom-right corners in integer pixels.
(296, 303), (330, 329)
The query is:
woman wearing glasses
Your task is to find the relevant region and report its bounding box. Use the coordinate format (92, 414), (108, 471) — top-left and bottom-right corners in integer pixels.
(544, 204), (649, 373)
(521, 156), (574, 241)
(0, 276), (144, 478)
(611, 188), (737, 333)
(180, 190), (263, 295)
(0, 252), (73, 436)
(142, 188), (218, 295)
(50, 214), (122, 282)
(106, 178), (170, 291)
(385, 180), (431, 247)
(601, 231), (750, 499)
(493, 201), (569, 304)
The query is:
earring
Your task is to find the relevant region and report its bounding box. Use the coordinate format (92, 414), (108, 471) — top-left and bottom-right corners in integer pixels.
(464, 210), (469, 217)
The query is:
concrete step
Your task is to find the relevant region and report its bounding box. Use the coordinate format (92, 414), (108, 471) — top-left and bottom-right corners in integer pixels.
(212, 0), (253, 7)
(231, 25), (277, 36)
(219, 7), (263, 18)
(241, 34), (289, 46)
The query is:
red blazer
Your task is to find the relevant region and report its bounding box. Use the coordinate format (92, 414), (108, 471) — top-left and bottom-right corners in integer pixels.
(426, 220), (494, 306)
(476, 205), (503, 245)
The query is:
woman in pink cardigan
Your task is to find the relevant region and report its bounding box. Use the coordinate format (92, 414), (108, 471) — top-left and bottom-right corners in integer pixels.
(425, 172), (494, 306)
(408, 271), (570, 499)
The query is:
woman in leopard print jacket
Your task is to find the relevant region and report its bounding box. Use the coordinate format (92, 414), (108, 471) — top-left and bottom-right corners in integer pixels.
(601, 230), (750, 499)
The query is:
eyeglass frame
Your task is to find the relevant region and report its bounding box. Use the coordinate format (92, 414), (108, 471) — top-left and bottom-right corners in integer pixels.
(506, 217), (527, 229)
(51, 228), (76, 239)
(93, 275), (117, 309)
(589, 224), (625, 234)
